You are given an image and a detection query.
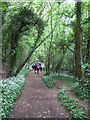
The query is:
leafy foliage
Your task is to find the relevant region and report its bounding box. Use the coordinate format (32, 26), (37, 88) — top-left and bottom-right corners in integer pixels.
(1, 1), (90, 119)
(1, 76), (25, 118)
(42, 73), (90, 100)
(57, 74), (76, 81)
(18, 64), (31, 77)
(42, 73), (75, 88)
(58, 88), (88, 119)
(2, 1), (89, 78)
(42, 73), (74, 88)
(58, 74), (90, 99)
(72, 82), (90, 99)
(42, 75), (56, 88)
(56, 74), (90, 100)
(2, 2), (45, 75)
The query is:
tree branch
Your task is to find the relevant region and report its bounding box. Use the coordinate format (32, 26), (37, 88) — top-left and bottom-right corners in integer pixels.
(15, 21), (57, 75)
(64, 44), (75, 54)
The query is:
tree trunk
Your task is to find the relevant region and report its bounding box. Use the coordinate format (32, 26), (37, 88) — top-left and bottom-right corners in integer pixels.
(55, 56), (65, 73)
(15, 52), (33, 75)
(9, 34), (19, 76)
(86, 3), (90, 63)
(46, 3), (53, 75)
(15, 21), (57, 76)
(9, 22), (24, 76)
(55, 46), (66, 73)
(75, 1), (82, 79)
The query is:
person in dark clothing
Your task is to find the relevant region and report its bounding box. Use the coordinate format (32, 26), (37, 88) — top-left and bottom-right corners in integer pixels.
(36, 63), (40, 74)
(38, 62), (42, 71)
(32, 63), (37, 73)
(32, 62), (42, 74)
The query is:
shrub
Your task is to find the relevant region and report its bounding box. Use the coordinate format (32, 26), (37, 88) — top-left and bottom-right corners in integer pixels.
(58, 74), (76, 81)
(58, 88), (88, 120)
(49, 73), (59, 79)
(1, 76), (25, 118)
(72, 82), (90, 99)
(42, 73), (90, 100)
(18, 66), (31, 77)
(42, 73), (76, 88)
(53, 73), (89, 100)
(42, 75), (56, 88)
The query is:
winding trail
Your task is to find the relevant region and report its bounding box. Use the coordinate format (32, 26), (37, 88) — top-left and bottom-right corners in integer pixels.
(11, 71), (69, 118)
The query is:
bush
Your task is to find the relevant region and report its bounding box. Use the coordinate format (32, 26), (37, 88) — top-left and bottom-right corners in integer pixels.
(57, 74), (90, 100)
(42, 75), (56, 88)
(42, 73), (75, 88)
(1, 76), (25, 118)
(42, 73), (90, 100)
(58, 88), (88, 120)
(72, 82), (90, 99)
(18, 66), (31, 77)
(49, 73), (59, 79)
(58, 74), (76, 81)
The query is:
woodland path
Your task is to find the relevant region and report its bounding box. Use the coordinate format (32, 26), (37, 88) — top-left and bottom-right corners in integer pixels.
(11, 71), (70, 119)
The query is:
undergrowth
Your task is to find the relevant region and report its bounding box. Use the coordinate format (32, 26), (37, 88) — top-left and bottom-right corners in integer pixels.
(1, 76), (25, 118)
(72, 81), (90, 99)
(1, 66), (30, 119)
(42, 73), (90, 99)
(42, 75), (56, 88)
(42, 73), (75, 88)
(58, 88), (89, 120)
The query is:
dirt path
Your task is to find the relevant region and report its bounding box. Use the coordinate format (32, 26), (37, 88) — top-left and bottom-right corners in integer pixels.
(11, 71), (69, 118)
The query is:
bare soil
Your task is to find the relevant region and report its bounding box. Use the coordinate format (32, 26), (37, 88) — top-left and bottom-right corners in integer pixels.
(10, 70), (89, 119)
(10, 71), (69, 118)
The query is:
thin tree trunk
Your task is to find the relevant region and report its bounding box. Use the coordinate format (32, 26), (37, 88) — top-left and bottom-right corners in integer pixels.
(55, 47), (66, 73)
(55, 56), (65, 73)
(75, 1), (82, 79)
(46, 2), (53, 75)
(86, 3), (90, 63)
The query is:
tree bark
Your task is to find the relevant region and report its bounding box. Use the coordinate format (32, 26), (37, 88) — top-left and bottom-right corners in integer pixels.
(86, 3), (90, 63)
(55, 46), (67, 73)
(9, 34), (19, 76)
(46, 2), (53, 75)
(75, 1), (82, 79)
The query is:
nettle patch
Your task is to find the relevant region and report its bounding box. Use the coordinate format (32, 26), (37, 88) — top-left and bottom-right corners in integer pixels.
(58, 88), (88, 120)
(1, 76), (25, 118)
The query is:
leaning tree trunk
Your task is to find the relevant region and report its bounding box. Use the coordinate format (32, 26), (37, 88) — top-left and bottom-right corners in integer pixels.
(75, 1), (82, 79)
(15, 19), (57, 76)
